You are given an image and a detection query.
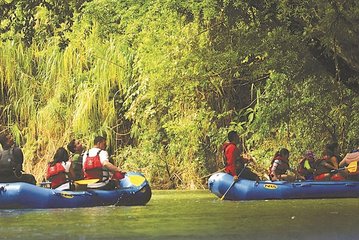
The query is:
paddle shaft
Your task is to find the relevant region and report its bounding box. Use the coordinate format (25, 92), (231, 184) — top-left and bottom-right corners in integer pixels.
(75, 179), (100, 185)
(220, 163), (248, 200)
(331, 161), (357, 173)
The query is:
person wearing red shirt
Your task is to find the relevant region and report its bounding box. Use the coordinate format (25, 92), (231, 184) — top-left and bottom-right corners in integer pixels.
(222, 131), (259, 181)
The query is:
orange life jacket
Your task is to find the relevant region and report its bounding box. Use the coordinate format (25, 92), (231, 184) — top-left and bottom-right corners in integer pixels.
(47, 162), (68, 189)
(83, 150), (109, 181)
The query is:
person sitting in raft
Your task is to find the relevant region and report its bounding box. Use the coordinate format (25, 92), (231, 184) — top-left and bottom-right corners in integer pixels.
(0, 131), (36, 185)
(46, 147), (75, 191)
(269, 148), (304, 181)
(297, 150), (316, 180)
(338, 144), (359, 181)
(222, 130), (259, 181)
(325, 142), (342, 165)
(67, 139), (85, 180)
(313, 147), (345, 181)
(82, 136), (126, 190)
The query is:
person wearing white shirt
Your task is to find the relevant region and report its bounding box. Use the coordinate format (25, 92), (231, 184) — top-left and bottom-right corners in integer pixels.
(46, 147), (75, 190)
(82, 136), (125, 190)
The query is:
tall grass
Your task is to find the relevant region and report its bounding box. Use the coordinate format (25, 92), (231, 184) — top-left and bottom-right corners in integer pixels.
(0, 31), (130, 181)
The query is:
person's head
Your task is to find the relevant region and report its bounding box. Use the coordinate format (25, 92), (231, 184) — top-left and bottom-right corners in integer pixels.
(67, 139), (84, 154)
(94, 136), (107, 150)
(325, 142), (338, 154)
(279, 148), (290, 160)
(304, 150), (315, 161)
(227, 131), (240, 145)
(53, 147), (69, 163)
(322, 148), (334, 158)
(0, 132), (14, 149)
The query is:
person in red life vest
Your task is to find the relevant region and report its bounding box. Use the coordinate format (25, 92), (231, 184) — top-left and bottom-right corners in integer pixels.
(339, 144), (359, 181)
(269, 148), (304, 181)
(0, 131), (36, 185)
(314, 146), (344, 181)
(82, 136), (126, 190)
(222, 131), (259, 181)
(46, 147), (75, 190)
(67, 139), (85, 180)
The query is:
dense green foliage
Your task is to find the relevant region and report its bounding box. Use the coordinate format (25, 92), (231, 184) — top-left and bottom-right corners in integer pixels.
(0, 0), (358, 188)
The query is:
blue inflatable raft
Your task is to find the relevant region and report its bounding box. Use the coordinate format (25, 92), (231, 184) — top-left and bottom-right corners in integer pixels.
(208, 172), (359, 200)
(0, 172), (151, 209)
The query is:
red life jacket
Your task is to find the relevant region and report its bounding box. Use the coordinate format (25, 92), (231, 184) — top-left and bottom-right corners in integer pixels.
(83, 150), (108, 180)
(46, 162), (68, 189)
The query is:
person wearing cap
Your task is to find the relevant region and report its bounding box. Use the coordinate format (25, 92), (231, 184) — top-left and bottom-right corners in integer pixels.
(297, 150), (316, 180)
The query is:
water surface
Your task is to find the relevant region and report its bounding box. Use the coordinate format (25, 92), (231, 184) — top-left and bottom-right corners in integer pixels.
(0, 190), (358, 239)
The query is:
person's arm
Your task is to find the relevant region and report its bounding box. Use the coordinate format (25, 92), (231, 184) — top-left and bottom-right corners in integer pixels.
(320, 159), (336, 170)
(100, 150), (125, 174)
(289, 166), (305, 180)
(68, 162), (76, 180)
(241, 153), (255, 164)
(13, 147), (24, 172)
(103, 161), (125, 173)
(338, 155), (348, 168)
(270, 160), (280, 180)
(330, 156), (338, 169)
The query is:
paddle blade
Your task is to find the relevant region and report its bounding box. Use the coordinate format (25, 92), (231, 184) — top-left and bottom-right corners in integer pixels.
(346, 161), (358, 173)
(128, 175), (146, 187)
(220, 181), (236, 200)
(75, 179), (100, 185)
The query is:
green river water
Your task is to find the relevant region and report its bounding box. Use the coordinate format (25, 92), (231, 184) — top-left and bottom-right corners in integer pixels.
(0, 190), (358, 240)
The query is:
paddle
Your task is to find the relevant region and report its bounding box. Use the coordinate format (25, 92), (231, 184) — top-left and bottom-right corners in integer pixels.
(331, 161), (357, 173)
(75, 179), (100, 185)
(220, 163), (248, 200)
(75, 175), (145, 187)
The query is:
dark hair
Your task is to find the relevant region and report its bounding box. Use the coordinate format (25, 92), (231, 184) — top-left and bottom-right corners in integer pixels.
(326, 143), (338, 152)
(279, 148), (289, 157)
(325, 143), (338, 157)
(94, 136), (106, 145)
(324, 148), (334, 157)
(53, 147), (69, 164)
(273, 148), (290, 160)
(0, 133), (8, 147)
(67, 139), (76, 153)
(227, 131), (238, 142)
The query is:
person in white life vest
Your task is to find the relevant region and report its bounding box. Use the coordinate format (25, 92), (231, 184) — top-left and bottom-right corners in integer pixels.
(46, 147), (75, 190)
(82, 136), (126, 190)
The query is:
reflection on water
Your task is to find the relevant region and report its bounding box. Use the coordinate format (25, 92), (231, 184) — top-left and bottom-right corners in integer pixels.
(0, 190), (358, 240)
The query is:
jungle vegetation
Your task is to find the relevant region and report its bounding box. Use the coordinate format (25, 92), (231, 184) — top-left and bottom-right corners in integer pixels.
(0, 0), (358, 189)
